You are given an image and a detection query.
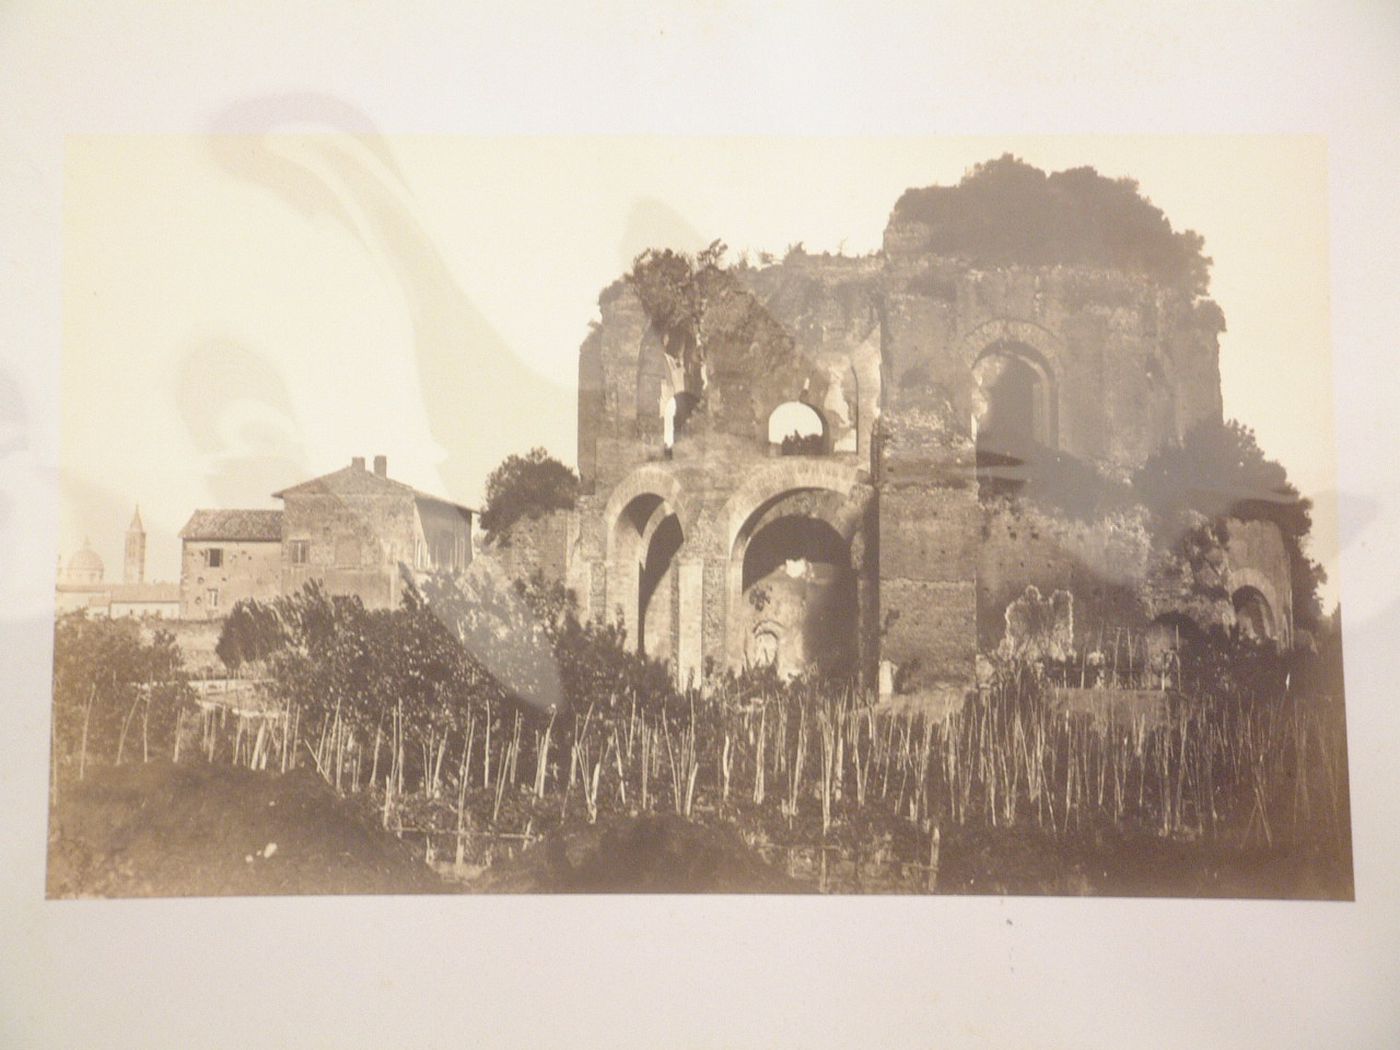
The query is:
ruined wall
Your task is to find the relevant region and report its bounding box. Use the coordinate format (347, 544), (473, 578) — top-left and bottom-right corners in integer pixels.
(1223, 517), (1294, 646)
(878, 264), (1224, 475)
(975, 499), (1156, 649)
(484, 509), (576, 587)
(568, 183), (1235, 690)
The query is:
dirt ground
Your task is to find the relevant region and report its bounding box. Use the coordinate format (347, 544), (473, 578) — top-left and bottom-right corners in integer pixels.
(46, 762), (799, 897)
(46, 762), (1351, 899)
(473, 813), (802, 893)
(46, 762), (445, 897)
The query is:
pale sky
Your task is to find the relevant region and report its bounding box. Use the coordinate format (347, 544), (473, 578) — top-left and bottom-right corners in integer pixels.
(60, 135), (1338, 608)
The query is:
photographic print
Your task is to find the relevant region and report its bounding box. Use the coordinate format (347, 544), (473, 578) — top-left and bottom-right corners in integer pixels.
(47, 134), (1350, 899)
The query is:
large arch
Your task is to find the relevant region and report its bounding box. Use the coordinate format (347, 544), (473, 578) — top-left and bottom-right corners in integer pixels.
(738, 514), (857, 676)
(1227, 565), (1289, 649)
(971, 342), (1058, 454)
(959, 318), (1064, 454)
(1232, 585), (1278, 645)
(719, 461), (870, 678)
(604, 468), (689, 652)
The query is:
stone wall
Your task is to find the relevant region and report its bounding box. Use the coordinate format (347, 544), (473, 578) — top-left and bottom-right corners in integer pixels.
(279, 489), (417, 610)
(484, 509), (576, 587)
(567, 182), (1234, 689)
(179, 540), (282, 620)
(1223, 517), (1294, 646)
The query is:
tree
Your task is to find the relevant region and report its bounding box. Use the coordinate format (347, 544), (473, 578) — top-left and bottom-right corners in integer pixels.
(1134, 418), (1326, 626)
(479, 447), (579, 537)
(890, 155), (1212, 297)
(51, 612), (192, 779)
(216, 598), (288, 671)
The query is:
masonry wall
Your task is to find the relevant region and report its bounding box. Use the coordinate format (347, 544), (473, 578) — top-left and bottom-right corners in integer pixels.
(569, 197), (1232, 690)
(280, 491), (417, 610)
(485, 510), (575, 586)
(1223, 517), (1294, 646)
(179, 540), (282, 620)
(976, 500), (1154, 650)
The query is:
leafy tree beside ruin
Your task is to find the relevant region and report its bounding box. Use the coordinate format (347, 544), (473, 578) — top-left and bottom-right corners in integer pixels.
(479, 447), (579, 537)
(1134, 418), (1327, 626)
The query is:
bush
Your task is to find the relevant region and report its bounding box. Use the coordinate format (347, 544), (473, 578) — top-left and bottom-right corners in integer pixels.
(479, 447), (579, 537)
(1134, 418), (1326, 626)
(51, 612), (192, 780)
(891, 154), (1212, 297)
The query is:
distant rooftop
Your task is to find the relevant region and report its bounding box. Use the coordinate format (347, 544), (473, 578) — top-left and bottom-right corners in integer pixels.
(109, 581), (180, 603)
(272, 456), (477, 515)
(179, 509), (284, 542)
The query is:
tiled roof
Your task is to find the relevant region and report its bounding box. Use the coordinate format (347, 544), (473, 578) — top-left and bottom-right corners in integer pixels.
(273, 464), (476, 514)
(179, 509), (284, 542)
(109, 582), (180, 603)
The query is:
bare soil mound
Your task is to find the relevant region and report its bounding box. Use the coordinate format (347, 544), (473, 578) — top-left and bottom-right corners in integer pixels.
(474, 813), (801, 893)
(47, 762), (444, 897)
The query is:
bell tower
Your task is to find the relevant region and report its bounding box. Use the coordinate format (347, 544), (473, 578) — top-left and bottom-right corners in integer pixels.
(123, 505), (146, 584)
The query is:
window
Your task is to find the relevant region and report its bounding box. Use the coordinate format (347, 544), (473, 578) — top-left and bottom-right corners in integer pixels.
(288, 539), (310, 565)
(205, 547), (223, 569)
(206, 588), (220, 609)
(767, 401), (826, 455)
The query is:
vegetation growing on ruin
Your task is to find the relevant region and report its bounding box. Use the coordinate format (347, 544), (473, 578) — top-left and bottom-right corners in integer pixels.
(1135, 419), (1327, 626)
(479, 447), (579, 537)
(891, 155), (1213, 297)
(625, 240), (798, 383)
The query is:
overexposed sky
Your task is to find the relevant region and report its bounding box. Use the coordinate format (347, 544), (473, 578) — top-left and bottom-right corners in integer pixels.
(60, 135), (1337, 606)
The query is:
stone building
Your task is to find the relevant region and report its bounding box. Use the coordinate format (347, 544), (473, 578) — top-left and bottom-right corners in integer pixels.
(56, 510), (181, 618)
(178, 455), (475, 620)
(274, 455), (474, 610)
(555, 174), (1295, 697)
(178, 509), (285, 620)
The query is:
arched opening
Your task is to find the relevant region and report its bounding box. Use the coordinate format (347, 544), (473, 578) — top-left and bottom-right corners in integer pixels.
(767, 401), (826, 456)
(973, 344), (1056, 494)
(1232, 586), (1277, 644)
(663, 392), (700, 454)
(639, 512), (684, 661)
(1145, 612), (1204, 668)
(739, 515), (855, 676)
(610, 492), (664, 651)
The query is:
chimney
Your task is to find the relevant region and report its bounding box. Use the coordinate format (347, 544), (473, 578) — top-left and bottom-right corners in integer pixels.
(373, 455), (387, 478)
(351, 456), (366, 471)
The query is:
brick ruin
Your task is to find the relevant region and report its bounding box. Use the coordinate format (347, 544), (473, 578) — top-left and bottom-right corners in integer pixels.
(510, 178), (1295, 700)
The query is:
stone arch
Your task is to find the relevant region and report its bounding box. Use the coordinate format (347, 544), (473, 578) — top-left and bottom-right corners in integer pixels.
(971, 342), (1058, 454)
(767, 400), (827, 455)
(959, 319), (1064, 452)
(1232, 584), (1278, 645)
(603, 466), (691, 560)
(737, 513), (857, 677)
(720, 460), (864, 556)
(1228, 565), (1287, 647)
(719, 460), (869, 676)
(603, 467), (693, 654)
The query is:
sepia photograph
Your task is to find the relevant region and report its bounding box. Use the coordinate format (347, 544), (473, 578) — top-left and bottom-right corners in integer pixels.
(47, 135), (1350, 899)
(4, 4), (1399, 1049)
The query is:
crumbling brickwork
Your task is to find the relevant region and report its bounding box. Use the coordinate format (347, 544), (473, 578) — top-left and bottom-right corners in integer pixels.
(557, 179), (1292, 694)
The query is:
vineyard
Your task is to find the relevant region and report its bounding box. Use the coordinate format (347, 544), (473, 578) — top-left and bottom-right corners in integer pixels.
(47, 573), (1352, 896)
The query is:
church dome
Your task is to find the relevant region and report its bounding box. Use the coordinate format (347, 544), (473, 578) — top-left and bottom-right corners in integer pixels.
(67, 542), (104, 583)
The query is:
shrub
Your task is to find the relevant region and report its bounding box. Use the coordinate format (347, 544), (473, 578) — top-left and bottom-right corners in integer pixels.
(479, 447), (579, 537)
(891, 154), (1212, 297)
